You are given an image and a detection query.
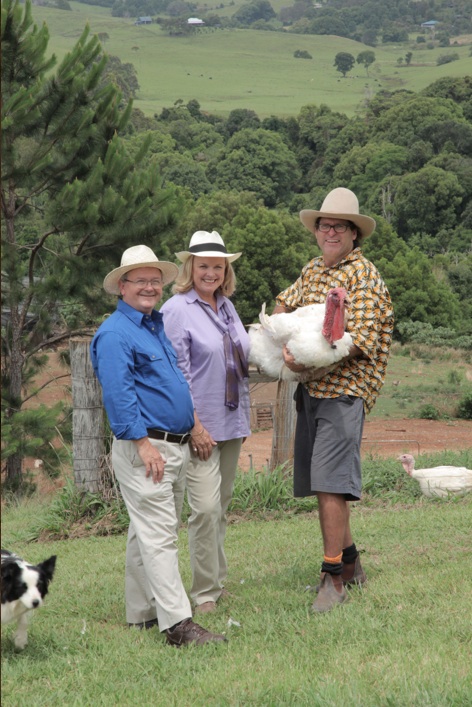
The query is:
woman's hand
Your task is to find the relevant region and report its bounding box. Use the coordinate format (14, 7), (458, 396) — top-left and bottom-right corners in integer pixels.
(190, 426), (217, 462)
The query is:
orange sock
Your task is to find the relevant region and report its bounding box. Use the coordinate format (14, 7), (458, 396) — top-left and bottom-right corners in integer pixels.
(323, 553), (343, 564)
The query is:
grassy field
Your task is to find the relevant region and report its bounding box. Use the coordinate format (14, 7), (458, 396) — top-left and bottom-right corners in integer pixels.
(2, 490), (472, 705)
(370, 344), (472, 420)
(27, 2), (472, 118)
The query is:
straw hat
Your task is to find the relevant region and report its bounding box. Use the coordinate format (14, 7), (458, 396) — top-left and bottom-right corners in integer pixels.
(103, 245), (179, 295)
(175, 231), (242, 264)
(300, 188), (376, 238)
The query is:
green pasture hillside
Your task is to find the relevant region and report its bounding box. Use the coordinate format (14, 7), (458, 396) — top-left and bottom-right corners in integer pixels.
(28, 3), (472, 117)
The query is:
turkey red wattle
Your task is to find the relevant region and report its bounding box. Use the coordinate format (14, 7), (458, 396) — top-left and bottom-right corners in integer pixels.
(322, 288), (348, 347)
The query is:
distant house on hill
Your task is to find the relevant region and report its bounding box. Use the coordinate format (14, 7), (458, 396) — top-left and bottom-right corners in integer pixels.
(187, 17), (204, 26)
(421, 20), (439, 37)
(134, 16), (152, 25)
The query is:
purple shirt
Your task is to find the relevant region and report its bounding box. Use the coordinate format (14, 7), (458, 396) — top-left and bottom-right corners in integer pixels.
(161, 289), (251, 441)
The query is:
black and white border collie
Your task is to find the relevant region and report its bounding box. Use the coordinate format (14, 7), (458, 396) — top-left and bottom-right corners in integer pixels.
(1, 550), (56, 650)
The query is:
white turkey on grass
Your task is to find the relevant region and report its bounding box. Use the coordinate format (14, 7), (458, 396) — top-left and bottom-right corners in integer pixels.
(248, 287), (352, 381)
(397, 453), (472, 498)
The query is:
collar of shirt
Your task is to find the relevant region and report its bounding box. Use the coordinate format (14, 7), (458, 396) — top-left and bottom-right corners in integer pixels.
(117, 297), (163, 326)
(184, 287), (225, 311)
(310, 247), (362, 273)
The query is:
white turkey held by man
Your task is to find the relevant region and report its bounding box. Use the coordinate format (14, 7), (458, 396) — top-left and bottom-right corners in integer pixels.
(248, 287), (352, 380)
(397, 453), (472, 498)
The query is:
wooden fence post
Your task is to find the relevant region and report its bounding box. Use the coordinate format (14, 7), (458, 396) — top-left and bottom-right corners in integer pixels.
(270, 380), (298, 471)
(70, 337), (104, 493)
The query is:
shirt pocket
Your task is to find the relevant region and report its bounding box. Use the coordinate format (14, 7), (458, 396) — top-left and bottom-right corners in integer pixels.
(134, 350), (163, 374)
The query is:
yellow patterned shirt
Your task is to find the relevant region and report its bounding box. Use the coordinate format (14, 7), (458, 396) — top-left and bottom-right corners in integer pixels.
(275, 248), (394, 413)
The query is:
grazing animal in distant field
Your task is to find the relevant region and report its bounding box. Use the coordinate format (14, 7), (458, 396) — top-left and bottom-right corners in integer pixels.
(397, 454), (472, 498)
(248, 287), (352, 380)
(1, 550), (56, 650)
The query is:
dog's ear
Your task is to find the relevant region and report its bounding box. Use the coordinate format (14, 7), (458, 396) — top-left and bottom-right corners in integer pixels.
(1, 561), (22, 595)
(39, 555), (57, 582)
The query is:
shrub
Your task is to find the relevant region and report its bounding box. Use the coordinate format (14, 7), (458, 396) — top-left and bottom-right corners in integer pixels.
(396, 321), (472, 350)
(293, 49), (312, 59)
(415, 404), (441, 420)
(447, 370), (462, 386)
(437, 53), (459, 65)
(456, 392), (472, 420)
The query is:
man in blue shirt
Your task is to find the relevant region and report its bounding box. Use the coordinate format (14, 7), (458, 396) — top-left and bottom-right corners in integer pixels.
(91, 245), (226, 647)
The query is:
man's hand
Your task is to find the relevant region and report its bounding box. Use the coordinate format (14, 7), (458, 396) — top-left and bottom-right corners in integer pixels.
(282, 345), (336, 382)
(134, 437), (166, 483)
(282, 345), (309, 373)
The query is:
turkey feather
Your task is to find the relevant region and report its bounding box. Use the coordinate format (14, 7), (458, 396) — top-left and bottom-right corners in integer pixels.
(248, 288), (352, 380)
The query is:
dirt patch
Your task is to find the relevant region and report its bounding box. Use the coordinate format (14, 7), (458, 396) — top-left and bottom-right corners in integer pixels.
(240, 418), (472, 472)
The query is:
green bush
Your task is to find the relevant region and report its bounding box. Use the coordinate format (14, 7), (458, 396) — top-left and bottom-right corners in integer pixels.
(397, 321), (472, 350)
(456, 392), (472, 420)
(415, 404), (441, 420)
(447, 370), (463, 386)
(293, 49), (312, 59)
(437, 53), (459, 65)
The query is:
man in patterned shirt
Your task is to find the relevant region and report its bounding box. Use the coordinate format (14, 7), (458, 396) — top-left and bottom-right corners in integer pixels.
(274, 187), (394, 613)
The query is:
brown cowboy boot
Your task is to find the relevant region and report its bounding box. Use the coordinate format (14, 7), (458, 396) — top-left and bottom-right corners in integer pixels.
(313, 555), (367, 593)
(311, 572), (348, 613)
(342, 555), (367, 587)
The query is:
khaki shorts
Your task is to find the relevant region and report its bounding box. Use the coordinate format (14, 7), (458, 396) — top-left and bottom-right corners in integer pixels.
(293, 386), (365, 501)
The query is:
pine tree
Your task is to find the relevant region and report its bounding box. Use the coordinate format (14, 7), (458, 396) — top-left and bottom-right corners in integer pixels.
(1, 0), (182, 493)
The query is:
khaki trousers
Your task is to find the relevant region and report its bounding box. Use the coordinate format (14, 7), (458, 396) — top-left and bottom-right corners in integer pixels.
(112, 438), (192, 631)
(186, 438), (242, 605)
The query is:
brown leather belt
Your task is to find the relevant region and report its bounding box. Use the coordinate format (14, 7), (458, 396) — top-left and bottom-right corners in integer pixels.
(147, 429), (191, 445)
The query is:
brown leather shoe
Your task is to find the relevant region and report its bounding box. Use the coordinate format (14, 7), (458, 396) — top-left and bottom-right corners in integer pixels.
(342, 555), (366, 587)
(165, 618), (227, 647)
(194, 601), (217, 614)
(311, 573), (349, 613)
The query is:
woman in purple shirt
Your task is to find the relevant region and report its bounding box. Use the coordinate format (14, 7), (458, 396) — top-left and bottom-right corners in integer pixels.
(161, 231), (251, 614)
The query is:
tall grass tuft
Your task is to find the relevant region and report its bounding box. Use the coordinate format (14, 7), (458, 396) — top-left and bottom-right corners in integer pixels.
(26, 478), (130, 541)
(230, 463), (317, 515)
(24, 450), (471, 540)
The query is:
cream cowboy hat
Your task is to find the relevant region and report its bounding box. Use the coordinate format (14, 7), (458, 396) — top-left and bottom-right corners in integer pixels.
(175, 230), (242, 264)
(103, 245), (179, 295)
(300, 187), (376, 238)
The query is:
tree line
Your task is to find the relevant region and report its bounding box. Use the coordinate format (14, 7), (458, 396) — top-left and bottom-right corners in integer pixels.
(1, 0), (471, 493)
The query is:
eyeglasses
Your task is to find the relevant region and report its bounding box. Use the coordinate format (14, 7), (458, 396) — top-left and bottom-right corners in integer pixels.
(123, 278), (162, 288)
(317, 223), (351, 233)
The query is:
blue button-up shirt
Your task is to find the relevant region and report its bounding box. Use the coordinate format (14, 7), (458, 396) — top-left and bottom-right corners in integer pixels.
(90, 299), (194, 440)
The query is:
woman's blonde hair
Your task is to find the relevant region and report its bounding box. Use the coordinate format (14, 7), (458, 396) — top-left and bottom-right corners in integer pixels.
(172, 256), (236, 297)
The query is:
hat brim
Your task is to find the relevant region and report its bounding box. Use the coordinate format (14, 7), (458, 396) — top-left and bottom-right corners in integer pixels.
(103, 260), (179, 295)
(300, 209), (376, 238)
(175, 250), (242, 264)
